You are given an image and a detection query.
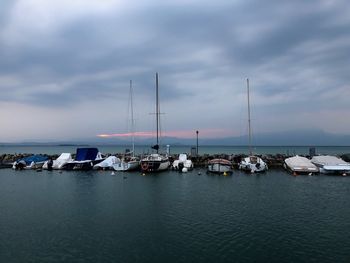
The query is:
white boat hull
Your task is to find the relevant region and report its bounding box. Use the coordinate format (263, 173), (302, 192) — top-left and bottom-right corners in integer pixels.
(113, 160), (140, 171)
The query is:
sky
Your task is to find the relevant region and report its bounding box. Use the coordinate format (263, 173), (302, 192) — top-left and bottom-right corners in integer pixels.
(0, 0), (350, 142)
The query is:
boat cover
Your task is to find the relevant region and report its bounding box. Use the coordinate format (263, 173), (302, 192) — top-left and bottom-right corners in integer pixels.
(57, 153), (72, 161)
(94, 156), (120, 168)
(75, 148), (99, 161)
(311, 155), (350, 166)
(179, 154), (188, 162)
(17, 155), (48, 165)
(285, 156), (318, 171)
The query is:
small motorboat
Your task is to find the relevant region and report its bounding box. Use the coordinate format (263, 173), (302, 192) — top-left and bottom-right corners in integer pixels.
(172, 153), (193, 172)
(13, 155), (49, 170)
(284, 155), (318, 175)
(311, 155), (350, 175)
(207, 159), (232, 174)
(42, 153), (73, 170)
(64, 148), (104, 171)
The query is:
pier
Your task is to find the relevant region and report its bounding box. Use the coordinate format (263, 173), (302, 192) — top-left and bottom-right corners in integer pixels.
(0, 152), (296, 169)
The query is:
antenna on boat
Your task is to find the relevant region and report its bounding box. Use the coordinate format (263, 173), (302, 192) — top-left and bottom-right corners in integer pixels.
(247, 78), (252, 156)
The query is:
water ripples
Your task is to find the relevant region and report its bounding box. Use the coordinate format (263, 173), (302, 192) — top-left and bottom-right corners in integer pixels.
(0, 169), (349, 262)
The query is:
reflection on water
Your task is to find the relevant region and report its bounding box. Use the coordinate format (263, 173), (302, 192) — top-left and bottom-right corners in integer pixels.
(0, 168), (349, 262)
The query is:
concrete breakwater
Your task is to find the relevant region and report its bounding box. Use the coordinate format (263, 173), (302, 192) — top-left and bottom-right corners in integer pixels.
(0, 152), (294, 169)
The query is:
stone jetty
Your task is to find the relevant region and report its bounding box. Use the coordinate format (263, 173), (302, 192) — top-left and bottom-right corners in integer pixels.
(0, 152), (297, 169)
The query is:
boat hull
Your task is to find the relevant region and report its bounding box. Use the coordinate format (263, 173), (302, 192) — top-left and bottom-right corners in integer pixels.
(140, 159), (170, 172)
(207, 159), (232, 174)
(207, 163), (232, 174)
(64, 160), (103, 171)
(113, 160), (140, 171)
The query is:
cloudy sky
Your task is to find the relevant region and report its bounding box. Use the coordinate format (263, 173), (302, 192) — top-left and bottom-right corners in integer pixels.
(0, 0), (349, 142)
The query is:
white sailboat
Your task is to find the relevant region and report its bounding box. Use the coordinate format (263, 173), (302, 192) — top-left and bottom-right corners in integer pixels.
(140, 73), (170, 172)
(239, 78), (268, 173)
(113, 80), (140, 171)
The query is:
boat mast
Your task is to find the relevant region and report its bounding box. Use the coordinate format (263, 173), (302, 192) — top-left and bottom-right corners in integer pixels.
(130, 80), (135, 157)
(156, 72), (159, 154)
(247, 78), (252, 156)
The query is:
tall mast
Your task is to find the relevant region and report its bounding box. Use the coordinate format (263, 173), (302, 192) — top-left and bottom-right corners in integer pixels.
(247, 78), (252, 156)
(156, 72), (159, 153)
(130, 80), (135, 157)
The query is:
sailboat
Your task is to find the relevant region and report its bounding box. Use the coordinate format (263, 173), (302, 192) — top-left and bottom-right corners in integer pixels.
(140, 73), (170, 172)
(239, 78), (268, 173)
(113, 80), (140, 171)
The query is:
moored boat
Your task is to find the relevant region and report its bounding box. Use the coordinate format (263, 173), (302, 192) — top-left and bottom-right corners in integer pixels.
(42, 153), (73, 170)
(64, 148), (104, 171)
(94, 156), (120, 170)
(239, 155), (268, 173)
(140, 73), (170, 173)
(207, 158), (232, 174)
(311, 155), (350, 175)
(141, 153), (170, 172)
(113, 80), (140, 172)
(284, 155), (318, 175)
(13, 155), (49, 170)
(172, 153), (193, 172)
(238, 79), (268, 173)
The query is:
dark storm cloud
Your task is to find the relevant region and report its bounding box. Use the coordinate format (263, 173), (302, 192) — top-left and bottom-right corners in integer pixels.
(1, 0), (350, 140)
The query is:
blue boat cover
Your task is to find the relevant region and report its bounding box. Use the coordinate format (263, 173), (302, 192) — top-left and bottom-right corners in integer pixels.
(75, 148), (99, 161)
(17, 155), (49, 165)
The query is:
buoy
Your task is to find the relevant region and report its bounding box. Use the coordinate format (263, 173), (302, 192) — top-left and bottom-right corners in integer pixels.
(111, 171), (115, 175)
(223, 171), (227, 176)
(182, 167), (188, 173)
(198, 172), (201, 175)
(342, 173), (347, 177)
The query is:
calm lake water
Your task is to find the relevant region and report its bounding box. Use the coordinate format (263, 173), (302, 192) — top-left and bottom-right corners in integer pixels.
(1, 168), (349, 263)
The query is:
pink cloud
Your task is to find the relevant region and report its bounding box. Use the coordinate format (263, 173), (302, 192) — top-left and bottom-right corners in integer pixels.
(97, 128), (234, 139)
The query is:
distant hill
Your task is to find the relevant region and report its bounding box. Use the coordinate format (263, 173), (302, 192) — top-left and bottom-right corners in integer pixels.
(2, 130), (350, 146)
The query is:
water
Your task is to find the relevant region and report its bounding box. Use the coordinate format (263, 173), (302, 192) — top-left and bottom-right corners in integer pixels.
(1, 168), (349, 262)
(1, 145), (350, 155)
